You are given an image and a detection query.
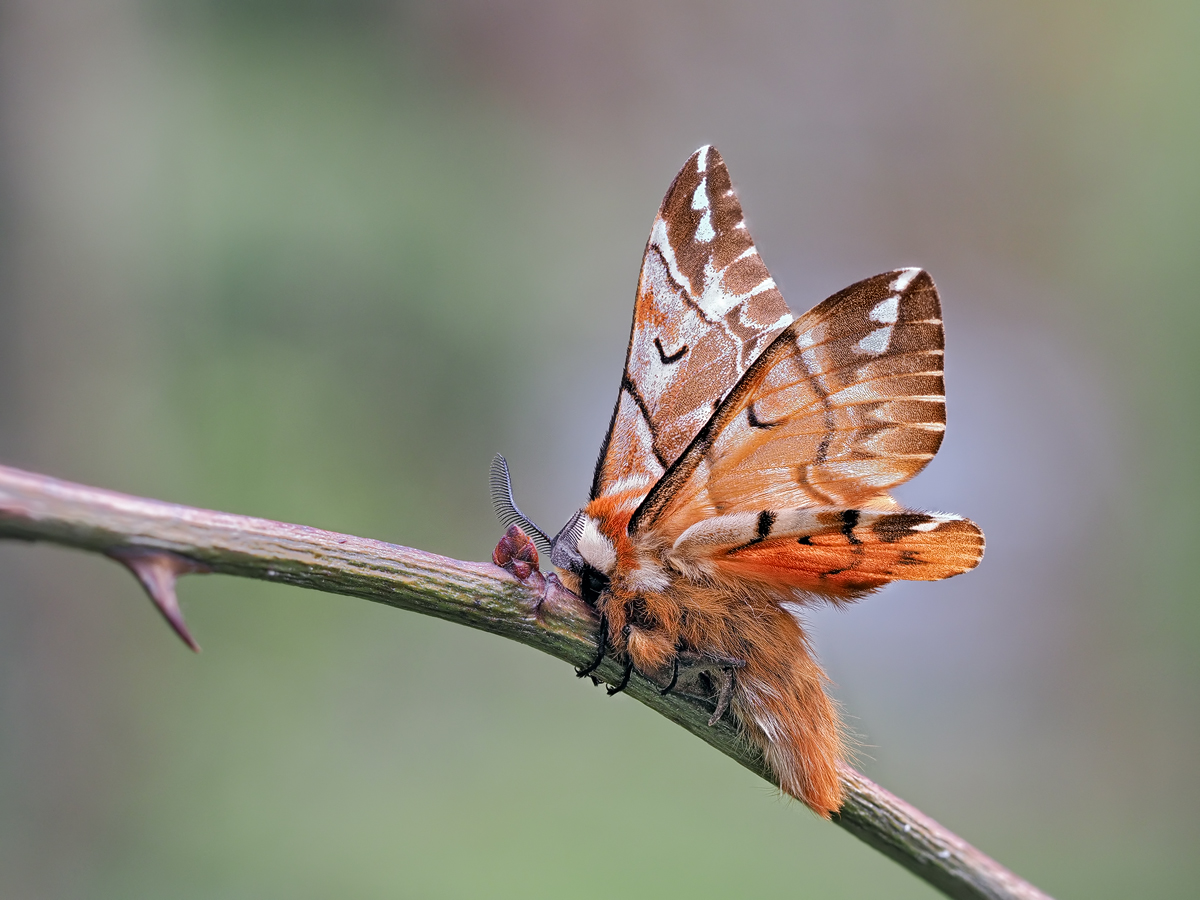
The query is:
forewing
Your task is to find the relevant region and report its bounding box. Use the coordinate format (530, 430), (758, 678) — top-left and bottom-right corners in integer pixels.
(672, 507), (984, 598)
(590, 146), (793, 501)
(632, 269), (947, 534)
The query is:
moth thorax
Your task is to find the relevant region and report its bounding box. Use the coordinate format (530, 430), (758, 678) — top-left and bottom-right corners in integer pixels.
(623, 558), (671, 594)
(576, 515), (617, 576)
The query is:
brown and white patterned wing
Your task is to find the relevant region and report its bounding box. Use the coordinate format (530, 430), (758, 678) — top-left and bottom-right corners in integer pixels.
(590, 146), (793, 501)
(632, 269), (948, 535)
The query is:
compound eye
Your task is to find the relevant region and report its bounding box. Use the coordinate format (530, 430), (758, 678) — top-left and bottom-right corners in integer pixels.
(579, 565), (610, 606)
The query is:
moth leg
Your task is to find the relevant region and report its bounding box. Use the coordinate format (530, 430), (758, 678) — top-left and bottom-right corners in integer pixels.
(576, 612), (608, 678)
(655, 652), (745, 706)
(708, 667), (737, 726)
(606, 657), (634, 696)
(659, 655), (680, 696)
(676, 650), (747, 671)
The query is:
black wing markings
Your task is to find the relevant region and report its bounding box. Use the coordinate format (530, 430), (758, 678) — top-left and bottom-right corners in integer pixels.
(746, 402), (781, 430)
(839, 509), (862, 545)
(727, 509), (778, 554)
(620, 373), (670, 470)
(654, 337), (688, 365)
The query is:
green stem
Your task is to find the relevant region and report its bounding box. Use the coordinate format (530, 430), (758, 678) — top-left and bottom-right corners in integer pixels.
(0, 463), (1050, 900)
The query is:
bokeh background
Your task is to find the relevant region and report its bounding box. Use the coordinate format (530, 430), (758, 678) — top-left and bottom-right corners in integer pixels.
(0, 1), (1197, 897)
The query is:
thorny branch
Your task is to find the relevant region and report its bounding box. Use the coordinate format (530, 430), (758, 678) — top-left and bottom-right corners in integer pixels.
(0, 463), (1051, 900)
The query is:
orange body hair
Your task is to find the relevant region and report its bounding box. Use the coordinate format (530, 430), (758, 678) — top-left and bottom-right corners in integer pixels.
(580, 490), (846, 816)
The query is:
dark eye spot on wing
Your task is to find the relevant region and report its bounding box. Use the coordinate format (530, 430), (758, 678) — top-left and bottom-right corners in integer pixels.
(797, 535), (813, 545)
(654, 337), (688, 364)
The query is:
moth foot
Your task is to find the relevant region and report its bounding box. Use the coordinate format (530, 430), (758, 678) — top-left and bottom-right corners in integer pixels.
(654, 651), (745, 705)
(659, 655), (680, 695)
(606, 656), (634, 696)
(575, 612), (608, 678)
(675, 650), (746, 670)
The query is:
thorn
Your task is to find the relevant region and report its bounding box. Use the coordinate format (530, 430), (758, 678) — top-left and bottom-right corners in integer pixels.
(107, 548), (209, 652)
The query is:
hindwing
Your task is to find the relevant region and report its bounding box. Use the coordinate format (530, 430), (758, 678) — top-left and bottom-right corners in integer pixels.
(591, 146), (793, 501)
(671, 507), (984, 598)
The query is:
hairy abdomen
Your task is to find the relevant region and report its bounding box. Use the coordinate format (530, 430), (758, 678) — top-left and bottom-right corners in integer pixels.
(613, 575), (846, 817)
(731, 607), (845, 816)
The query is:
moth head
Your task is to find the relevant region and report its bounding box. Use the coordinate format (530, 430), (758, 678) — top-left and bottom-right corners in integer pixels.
(551, 509), (615, 605)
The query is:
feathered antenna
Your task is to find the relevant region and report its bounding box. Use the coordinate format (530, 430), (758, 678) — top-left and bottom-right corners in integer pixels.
(489, 454), (553, 559)
(549, 507), (587, 573)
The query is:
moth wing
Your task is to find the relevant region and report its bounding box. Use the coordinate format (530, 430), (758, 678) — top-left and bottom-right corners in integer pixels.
(591, 145), (793, 501)
(672, 508), (984, 598)
(632, 269), (949, 535)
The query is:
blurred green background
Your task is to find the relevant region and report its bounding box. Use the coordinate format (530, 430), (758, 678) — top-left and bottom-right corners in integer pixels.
(1, 1), (1197, 897)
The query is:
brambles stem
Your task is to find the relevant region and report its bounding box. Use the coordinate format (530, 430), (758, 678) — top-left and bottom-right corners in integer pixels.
(0, 463), (1050, 900)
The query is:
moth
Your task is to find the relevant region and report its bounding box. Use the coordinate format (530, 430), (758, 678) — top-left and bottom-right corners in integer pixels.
(493, 146), (983, 817)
